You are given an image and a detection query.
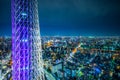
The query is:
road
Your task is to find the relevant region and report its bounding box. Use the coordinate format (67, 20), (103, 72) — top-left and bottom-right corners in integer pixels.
(44, 69), (56, 80)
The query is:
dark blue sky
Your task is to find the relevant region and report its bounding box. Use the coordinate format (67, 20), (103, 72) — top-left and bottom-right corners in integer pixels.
(0, 0), (120, 36)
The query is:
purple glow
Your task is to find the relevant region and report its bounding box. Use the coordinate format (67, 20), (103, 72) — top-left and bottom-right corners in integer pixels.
(12, 0), (30, 79)
(12, 0), (44, 80)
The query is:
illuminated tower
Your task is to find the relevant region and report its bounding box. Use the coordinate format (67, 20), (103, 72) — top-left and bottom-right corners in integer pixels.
(11, 0), (44, 80)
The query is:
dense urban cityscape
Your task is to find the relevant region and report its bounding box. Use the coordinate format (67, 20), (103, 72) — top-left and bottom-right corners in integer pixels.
(0, 0), (120, 79)
(0, 36), (120, 80)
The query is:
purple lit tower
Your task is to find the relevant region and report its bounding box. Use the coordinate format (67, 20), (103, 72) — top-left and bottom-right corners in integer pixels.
(11, 0), (44, 80)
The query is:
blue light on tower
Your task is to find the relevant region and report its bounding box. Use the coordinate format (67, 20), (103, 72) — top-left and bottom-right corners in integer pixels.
(21, 12), (27, 16)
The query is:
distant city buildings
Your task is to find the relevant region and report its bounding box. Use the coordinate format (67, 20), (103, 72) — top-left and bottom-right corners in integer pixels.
(0, 36), (120, 80)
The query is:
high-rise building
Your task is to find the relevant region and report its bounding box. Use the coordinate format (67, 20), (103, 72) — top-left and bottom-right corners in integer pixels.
(11, 0), (44, 80)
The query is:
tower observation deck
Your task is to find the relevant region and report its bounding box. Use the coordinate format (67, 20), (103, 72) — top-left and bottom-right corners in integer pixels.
(11, 0), (44, 80)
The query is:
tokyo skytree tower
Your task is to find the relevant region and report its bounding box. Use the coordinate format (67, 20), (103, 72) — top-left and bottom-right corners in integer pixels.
(11, 0), (44, 80)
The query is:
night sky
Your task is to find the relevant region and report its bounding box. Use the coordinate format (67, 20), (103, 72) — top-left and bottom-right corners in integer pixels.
(0, 0), (120, 36)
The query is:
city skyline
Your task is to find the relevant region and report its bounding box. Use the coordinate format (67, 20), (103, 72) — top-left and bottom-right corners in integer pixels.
(0, 0), (120, 36)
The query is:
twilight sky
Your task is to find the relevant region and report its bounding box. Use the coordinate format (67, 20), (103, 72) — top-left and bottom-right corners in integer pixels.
(0, 0), (120, 36)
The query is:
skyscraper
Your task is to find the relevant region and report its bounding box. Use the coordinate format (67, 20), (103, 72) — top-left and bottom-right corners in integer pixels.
(11, 0), (44, 80)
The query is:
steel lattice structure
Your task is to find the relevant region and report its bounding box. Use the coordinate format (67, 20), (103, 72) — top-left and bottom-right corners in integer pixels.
(11, 0), (45, 80)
